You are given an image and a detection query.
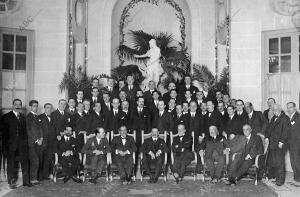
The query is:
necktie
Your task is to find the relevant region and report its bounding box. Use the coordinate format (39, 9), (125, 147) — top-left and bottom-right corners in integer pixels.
(249, 114), (252, 119)
(192, 113), (195, 118)
(66, 137), (69, 142)
(16, 113), (20, 120)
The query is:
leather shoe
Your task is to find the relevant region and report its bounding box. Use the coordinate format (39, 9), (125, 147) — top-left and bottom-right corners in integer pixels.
(23, 183), (34, 187)
(153, 178), (158, 183)
(72, 177), (82, 183)
(63, 176), (70, 183)
(89, 178), (97, 184)
(148, 178), (153, 183)
(9, 184), (17, 189)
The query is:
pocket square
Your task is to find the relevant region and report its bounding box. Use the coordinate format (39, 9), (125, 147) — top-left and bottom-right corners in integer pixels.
(291, 121), (295, 125)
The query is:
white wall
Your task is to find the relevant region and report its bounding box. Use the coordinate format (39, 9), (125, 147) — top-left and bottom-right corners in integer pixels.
(230, 0), (294, 110)
(0, 0), (68, 110)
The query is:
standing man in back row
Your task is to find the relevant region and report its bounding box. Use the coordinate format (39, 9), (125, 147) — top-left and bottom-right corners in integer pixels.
(1, 99), (32, 189)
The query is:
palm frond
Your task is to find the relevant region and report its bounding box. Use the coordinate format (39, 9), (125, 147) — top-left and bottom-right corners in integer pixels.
(111, 64), (145, 85)
(214, 67), (229, 93)
(129, 30), (153, 52)
(192, 64), (215, 89)
(116, 45), (147, 64)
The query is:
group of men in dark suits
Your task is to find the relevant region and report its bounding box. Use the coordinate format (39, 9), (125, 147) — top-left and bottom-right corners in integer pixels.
(1, 74), (300, 188)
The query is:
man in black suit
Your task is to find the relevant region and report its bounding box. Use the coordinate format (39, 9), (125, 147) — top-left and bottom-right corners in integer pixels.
(226, 124), (263, 185)
(101, 91), (112, 114)
(182, 102), (190, 115)
(179, 76), (198, 98)
(52, 99), (70, 142)
(121, 75), (139, 103)
(224, 105), (243, 137)
(26, 100), (43, 185)
(39, 103), (55, 180)
(132, 97), (151, 151)
(173, 104), (188, 133)
(169, 89), (182, 105)
(223, 94), (231, 109)
(85, 78), (100, 101)
(203, 101), (224, 137)
(172, 124), (194, 183)
(144, 80), (156, 107)
(101, 77), (119, 100)
(66, 98), (76, 116)
(202, 83), (216, 104)
(224, 133), (247, 178)
(120, 100), (132, 132)
(74, 90), (84, 106)
(73, 102), (89, 149)
(153, 100), (174, 134)
(141, 128), (167, 183)
(148, 90), (160, 123)
(89, 102), (107, 135)
(111, 126), (137, 185)
(89, 87), (101, 109)
(167, 99), (177, 118)
(81, 127), (110, 184)
(199, 125), (226, 183)
(263, 98), (276, 122)
(217, 101), (229, 126)
(184, 90), (195, 105)
(195, 91), (205, 108)
(1, 99), (32, 188)
(187, 101), (203, 144)
(287, 102), (300, 182)
(215, 90), (223, 103)
(107, 98), (122, 134)
(245, 102), (268, 137)
(56, 125), (82, 183)
(235, 100), (248, 126)
(266, 104), (290, 186)
(162, 82), (176, 105)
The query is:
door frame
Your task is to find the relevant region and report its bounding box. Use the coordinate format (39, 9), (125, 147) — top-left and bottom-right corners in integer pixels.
(261, 28), (300, 110)
(0, 27), (35, 112)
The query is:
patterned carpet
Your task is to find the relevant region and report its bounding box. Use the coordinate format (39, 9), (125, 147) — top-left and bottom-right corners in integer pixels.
(3, 179), (277, 197)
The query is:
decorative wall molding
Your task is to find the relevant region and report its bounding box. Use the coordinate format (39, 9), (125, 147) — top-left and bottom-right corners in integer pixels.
(0, 0), (23, 15)
(270, 0), (300, 27)
(119, 0), (186, 47)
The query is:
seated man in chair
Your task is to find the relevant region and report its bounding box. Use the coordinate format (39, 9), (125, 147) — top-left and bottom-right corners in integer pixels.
(226, 124), (263, 186)
(172, 124), (194, 183)
(141, 128), (167, 183)
(111, 126), (137, 185)
(224, 133), (247, 178)
(56, 125), (82, 183)
(198, 125), (226, 183)
(81, 127), (110, 184)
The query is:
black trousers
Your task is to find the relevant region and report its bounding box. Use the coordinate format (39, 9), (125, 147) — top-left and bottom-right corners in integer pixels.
(267, 147), (286, 184)
(173, 152), (194, 178)
(114, 155), (133, 180)
(41, 146), (53, 179)
(7, 145), (30, 185)
(230, 157), (254, 180)
(206, 152), (225, 179)
(29, 145), (43, 181)
(60, 156), (80, 177)
(142, 155), (164, 178)
(289, 143), (300, 180)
